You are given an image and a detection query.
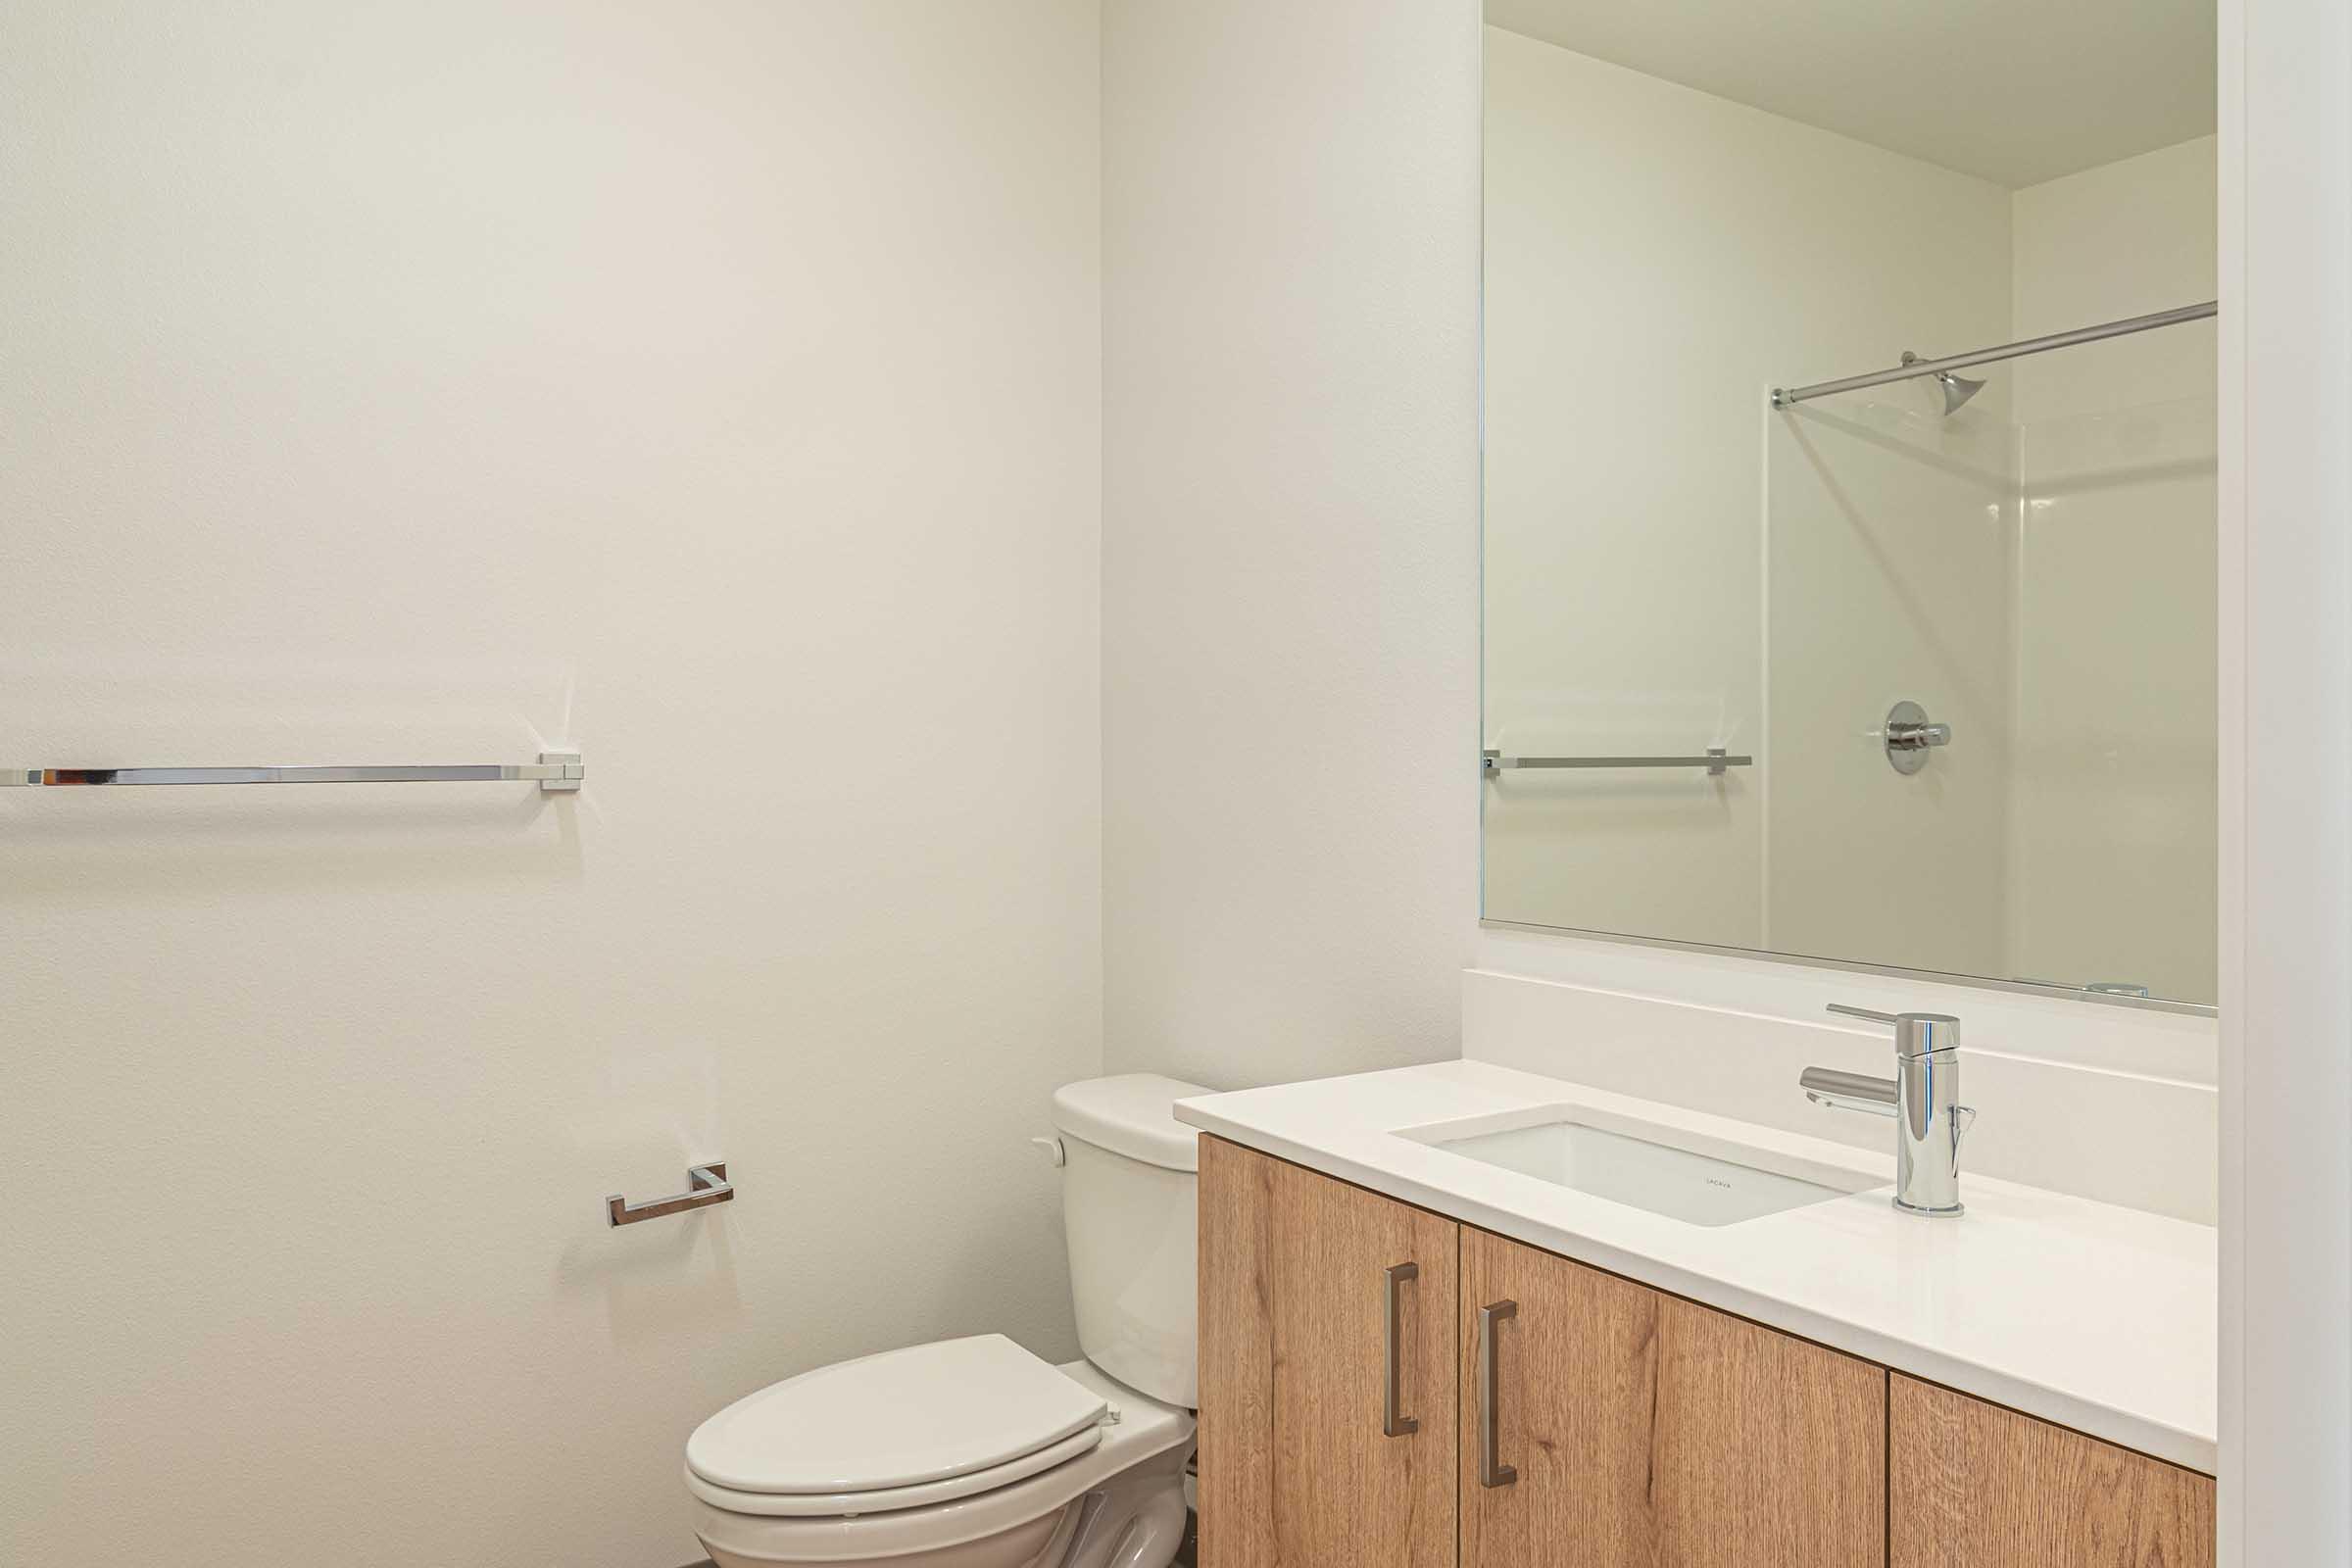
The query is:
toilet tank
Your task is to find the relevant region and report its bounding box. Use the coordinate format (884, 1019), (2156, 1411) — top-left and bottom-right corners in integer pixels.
(1049, 1073), (1208, 1408)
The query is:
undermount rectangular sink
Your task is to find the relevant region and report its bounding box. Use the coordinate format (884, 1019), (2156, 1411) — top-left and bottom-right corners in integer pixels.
(1399, 1108), (1880, 1227)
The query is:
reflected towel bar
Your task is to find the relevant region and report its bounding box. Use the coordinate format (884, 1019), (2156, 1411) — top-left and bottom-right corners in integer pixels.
(0, 752), (584, 793)
(1482, 747), (1751, 777)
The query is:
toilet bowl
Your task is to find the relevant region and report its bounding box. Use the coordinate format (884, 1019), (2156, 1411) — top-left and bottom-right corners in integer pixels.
(688, 1352), (1192, 1568)
(684, 1075), (1207, 1568)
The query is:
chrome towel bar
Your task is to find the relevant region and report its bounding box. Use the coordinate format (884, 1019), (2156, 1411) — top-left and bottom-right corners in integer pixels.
(0, 751), (583, 793)
(1482, 747), (1751, 777)
(608, 1161), (732, 1227)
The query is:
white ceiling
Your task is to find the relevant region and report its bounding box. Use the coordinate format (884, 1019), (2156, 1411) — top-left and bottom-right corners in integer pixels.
(1486, 0), (2216, 189)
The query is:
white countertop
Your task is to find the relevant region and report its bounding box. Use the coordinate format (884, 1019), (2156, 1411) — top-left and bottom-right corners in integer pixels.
(1175, 1059), (2217, 1474)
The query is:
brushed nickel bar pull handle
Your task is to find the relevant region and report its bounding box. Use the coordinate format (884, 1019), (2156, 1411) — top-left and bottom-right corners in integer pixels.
(607, 1161), (731, 1227)
(1478, 1299), (1518, 1488)
(1383, 1262), (1420, 1438)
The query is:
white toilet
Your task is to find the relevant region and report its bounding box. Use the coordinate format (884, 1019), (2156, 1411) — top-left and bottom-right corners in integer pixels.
(684, 1074), (1206, 1568)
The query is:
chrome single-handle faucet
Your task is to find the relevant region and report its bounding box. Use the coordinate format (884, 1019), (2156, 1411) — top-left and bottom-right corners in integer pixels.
(1802, 1004), (1977, 1217)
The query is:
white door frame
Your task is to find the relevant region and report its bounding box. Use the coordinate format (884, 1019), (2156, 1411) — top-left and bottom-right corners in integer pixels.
(2218, 0), (2352, 1561)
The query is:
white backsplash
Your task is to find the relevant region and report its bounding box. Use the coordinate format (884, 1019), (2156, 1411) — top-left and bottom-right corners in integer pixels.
(1463, 968), (2216, 1224)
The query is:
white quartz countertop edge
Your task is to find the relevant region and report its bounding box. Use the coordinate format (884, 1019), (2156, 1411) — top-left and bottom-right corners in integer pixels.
(1174, 1059), (2216, 1476)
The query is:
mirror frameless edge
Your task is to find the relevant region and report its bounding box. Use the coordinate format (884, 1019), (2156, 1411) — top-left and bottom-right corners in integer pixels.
(1476, 2), (2220, 1010)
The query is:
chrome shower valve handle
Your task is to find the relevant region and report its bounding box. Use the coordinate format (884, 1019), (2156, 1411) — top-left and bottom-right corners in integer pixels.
(1883, 701), (1952, 774)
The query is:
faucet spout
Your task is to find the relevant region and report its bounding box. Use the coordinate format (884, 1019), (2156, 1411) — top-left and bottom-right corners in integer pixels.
(1799, 1065), (1899, 1117)
(1807, 1004), (1975, 1217)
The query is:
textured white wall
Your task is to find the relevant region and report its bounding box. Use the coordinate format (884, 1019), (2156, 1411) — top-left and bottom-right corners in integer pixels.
(1100, 0), (1483, 1089)
(0, 5), (1101, 1567)
(2220, 1), (2352, 1553)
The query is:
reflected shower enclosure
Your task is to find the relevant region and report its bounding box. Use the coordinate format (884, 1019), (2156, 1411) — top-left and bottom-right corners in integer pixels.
(1480, 16), (2219, 1007)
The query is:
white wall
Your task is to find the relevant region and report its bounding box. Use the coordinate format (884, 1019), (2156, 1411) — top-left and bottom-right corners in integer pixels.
(1099, 0), (1483, 1090)
(2007, 138), (2219, 1002)
(2219, 0), (2352, 1556)
(1481, 26), (2014, 957)
(0, 6), (1101, 1567)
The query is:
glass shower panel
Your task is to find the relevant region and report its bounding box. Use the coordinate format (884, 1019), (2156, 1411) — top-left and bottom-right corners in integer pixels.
(1761, 387), (2218, 1004)
(2007, 396), (2219, 1002)
(1765, 394), (2019, 981)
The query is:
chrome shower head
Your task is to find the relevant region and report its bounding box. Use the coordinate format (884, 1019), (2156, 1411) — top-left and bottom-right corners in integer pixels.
(1900, 350), (1985, 415)
(1935, 369), (1986, 414)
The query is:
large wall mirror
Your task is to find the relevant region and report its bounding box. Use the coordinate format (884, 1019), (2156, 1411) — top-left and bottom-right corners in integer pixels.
(1481, 2), (2219, 1009)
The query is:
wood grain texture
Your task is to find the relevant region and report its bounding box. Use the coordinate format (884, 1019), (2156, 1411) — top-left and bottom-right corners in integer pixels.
(1890, 1375), (2215, 1568)
(1652, 1296), (1886, 1567)
(1459, 1228), (1885, 1568)
(1458, 1222), (1661, 1568)
(1196, 1137), (1459, 1568)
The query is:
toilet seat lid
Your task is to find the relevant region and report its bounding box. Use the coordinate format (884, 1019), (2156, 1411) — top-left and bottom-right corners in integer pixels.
(685, 1335), (1110, 1497)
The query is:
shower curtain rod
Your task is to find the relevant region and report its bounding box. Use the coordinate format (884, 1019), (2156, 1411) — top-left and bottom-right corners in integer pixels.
(1768, 300), (2218, 409)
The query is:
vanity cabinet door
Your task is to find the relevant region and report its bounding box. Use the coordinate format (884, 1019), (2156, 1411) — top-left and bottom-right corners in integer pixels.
(1458, 1228), (1886, 1568)
(1197, 1136), (1460, 1568)
(1889, 1376), (2215, 1567)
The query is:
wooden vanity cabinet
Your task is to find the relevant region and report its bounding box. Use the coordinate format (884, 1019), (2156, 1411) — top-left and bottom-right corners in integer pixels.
(1889, 1375), (2216, 1568)
(1197, 1135), (1460, 1568)
(1199, 1137), (1884, 1567)
(1197, 1137), (2213, 1568)
(1460, 1226), (1886, 1568)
